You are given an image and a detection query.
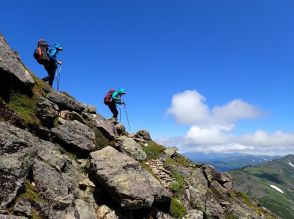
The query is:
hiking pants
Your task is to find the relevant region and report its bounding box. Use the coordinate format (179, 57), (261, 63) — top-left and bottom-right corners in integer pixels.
(108, 102), (118, 118)
(43, 60), (57, 86)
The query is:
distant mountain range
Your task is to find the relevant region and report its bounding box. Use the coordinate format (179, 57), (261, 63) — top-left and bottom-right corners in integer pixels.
(183, 152), (281, 172)
(230, 154), (294, 219)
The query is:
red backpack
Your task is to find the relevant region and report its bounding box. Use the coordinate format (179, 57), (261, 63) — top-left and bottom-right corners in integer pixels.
(33, 39), (49, 64)
(104, 89), (115, 105)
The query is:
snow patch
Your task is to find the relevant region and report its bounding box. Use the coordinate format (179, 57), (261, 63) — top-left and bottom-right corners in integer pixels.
(270, 185), (284, 194)
(289, 162), (294, 167)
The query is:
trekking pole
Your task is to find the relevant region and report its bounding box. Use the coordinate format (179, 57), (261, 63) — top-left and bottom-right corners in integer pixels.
(123, 102), (131, 131)
(56, 65), (62, 91)
(119, 107), (122, 123)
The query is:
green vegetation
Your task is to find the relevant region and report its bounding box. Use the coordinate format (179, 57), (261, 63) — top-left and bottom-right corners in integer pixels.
(225, 213), (238, 219)
(31, 208), (41, 219)
(165, 154), (192, 168)
(230, 155), (294, 219)
(142, 141), (165, 159)
(170, 198), (186, 218)
(236, 191), (251, 206)
(7, 90), (40, 126)
(19, 180), (43, 203)
(165, 167), (185, 198)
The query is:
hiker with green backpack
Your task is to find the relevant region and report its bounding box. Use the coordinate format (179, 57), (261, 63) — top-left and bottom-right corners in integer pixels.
(33, 39), (63, 87)
(104, 88), (126, 123)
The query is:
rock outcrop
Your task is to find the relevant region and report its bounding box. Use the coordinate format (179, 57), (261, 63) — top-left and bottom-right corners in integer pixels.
(0, 33), (279, 219)
(52, 120), (96, 152)
(90, 146), (169, 209)
(0, 34), (35, 89)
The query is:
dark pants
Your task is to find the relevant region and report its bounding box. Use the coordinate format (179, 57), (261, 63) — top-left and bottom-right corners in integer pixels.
(42, 60), (57, 86)
(108, 102), (118, 118)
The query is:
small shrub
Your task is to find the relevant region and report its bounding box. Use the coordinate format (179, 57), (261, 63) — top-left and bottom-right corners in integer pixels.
(19, 180), (43, 203)
(170, 198), (186, 218)
(169, 170), (185, 198)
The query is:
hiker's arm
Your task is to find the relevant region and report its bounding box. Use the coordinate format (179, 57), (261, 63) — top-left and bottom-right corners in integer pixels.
(111, 92), (120, 102)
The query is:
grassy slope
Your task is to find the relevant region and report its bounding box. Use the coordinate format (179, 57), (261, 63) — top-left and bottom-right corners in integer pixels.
(231, 155), (294, 219)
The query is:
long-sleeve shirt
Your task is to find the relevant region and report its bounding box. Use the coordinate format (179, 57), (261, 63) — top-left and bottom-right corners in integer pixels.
(111, 91), (123, 104)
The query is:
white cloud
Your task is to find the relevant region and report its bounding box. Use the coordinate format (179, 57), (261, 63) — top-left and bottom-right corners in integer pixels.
(162, 90), (294, 155)
(167, 90), (261, 126)
(167, 90), (209, 125)
(212, 99), (261, 123)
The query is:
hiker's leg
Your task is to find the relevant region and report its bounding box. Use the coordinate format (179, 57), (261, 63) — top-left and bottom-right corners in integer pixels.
(43, 63), (51, 82)
(48, 62), (57, 87)
(108, 103), (118, 118)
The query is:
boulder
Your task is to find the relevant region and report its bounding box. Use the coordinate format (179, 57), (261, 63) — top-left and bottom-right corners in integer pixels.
(216, 172), (233, 190)
(117, 136), (147, 161)
(201, 165), (216, 184)
(36, 97), (59, 128)
(82, 112), (115, 140)
(83, 104), (96, 114)
(52, 120), (96, 152)
(0, 122), (37, 208)
(0, 34), (34, 89)
(32, 159), (74, 209)
(133, 130), (151, 140)
(115, 123), (127, 136)
(160, 147), (177, 160)
(13, 200), (31, 218)
(90, 146), (168, 209)
(47, 91), (85, 113)
(59, 110), (86, 124)
(75, 199), (96, 219)
(0, 215), (27, 219)
(183, 209), (203, 219)
(96, 205), (118, 219)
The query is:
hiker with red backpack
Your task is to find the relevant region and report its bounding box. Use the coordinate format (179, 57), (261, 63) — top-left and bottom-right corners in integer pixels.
(104, 88), (126, 123)
(33, 39), (63, 87)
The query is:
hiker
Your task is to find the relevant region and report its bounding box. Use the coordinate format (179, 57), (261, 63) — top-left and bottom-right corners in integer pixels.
(104, 88), (126, 122)
(34, 39), (62, 86)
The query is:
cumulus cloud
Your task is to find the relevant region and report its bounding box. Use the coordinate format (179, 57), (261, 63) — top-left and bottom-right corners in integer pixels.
(212, 99), (261, 123)
(162, 90), (294, 155)
(167, 90), (210, 125)
(167, 90), (261, 126)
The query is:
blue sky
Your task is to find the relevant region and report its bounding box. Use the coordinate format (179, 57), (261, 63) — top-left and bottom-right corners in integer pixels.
(1, 0), (293, 155)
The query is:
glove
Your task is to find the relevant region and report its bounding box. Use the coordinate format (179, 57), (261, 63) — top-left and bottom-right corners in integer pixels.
(57, 60), (62, 65)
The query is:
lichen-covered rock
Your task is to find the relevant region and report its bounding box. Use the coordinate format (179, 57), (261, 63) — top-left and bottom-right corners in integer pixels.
(0, 34), (35, 89)
(33, 159), (74, 209)
(96, 205), (118, 219)
(82, 112), (115, 140)
(52, 120), (96, 152)
(90, 146), (169, 209)
(160, 147), (177, 161)
(183, 209), (203, 219)
(59, 110), (86, 124)
(0, 215), (27, 219)
(47, 90), (85, 113)
(134, 130), (151, 140)
(115, 123), (127, 136)
(75, 199), (96, 219)
(83, 104), (96, 114)
(117, 136), (147, 161)
(36, 97), (59, 128)
(13, 200), (31, 218)
(0, 122), (37, 209)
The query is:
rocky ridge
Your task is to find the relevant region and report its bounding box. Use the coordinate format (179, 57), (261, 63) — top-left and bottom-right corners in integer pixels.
(0, 34), (278, 218)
